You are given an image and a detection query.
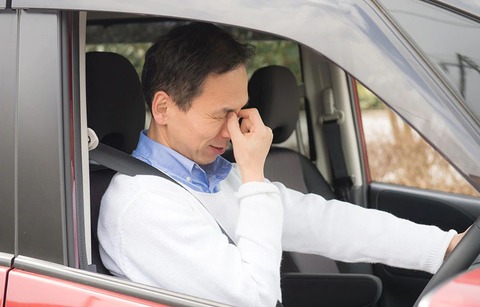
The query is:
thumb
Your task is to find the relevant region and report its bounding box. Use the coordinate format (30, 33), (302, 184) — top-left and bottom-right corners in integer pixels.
(227, 112), (243, 141)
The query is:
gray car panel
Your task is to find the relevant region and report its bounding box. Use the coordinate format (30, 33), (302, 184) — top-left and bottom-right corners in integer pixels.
(0, 10), (17, 254)
(16, 9), (66, 265)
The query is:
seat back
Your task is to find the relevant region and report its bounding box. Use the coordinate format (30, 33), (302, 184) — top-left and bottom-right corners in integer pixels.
(247, 65), (337, 273)
(247, 65), (334, 199)
(86, 51), (146, 274)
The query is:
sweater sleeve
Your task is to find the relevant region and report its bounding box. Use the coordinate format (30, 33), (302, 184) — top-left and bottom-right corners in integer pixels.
(99, 174), (283, 307)
(277, 183), (457, 274)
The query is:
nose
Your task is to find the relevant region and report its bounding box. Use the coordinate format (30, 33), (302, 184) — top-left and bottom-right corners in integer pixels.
(219, 119), (231, 139)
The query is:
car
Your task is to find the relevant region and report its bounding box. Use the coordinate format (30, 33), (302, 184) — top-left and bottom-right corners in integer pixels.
(418, 266), (480, 307)
(1, 0), (480, 306)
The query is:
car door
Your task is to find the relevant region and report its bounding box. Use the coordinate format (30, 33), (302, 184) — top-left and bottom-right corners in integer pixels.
(343, 1), (480, 306)
(1, 5), (224, 306)
(350, 78), (480, 307)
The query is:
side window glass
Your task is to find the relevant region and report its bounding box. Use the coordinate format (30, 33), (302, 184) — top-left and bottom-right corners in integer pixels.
(357, 81), (480, 197)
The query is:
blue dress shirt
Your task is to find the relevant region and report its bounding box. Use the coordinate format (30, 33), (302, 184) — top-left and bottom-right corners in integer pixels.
(132, 130), (232, 193)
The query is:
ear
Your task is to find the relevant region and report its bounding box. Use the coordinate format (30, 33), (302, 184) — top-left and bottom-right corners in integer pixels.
(150, 91), (170, 125)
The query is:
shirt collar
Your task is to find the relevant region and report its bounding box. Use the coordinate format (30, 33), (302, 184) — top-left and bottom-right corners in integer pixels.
(132, 130), (232, 193)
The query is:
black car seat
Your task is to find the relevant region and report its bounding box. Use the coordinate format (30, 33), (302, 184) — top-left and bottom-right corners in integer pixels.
(246, 65), (383, 306)
(246, 65), (339, 273)
(86, 51), (145, 274)
(248, 65), (334, 198)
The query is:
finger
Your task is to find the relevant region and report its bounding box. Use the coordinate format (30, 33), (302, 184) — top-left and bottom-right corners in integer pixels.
(240, 116), (253, 133)
(226, 112), (243, 141)
(238, 108), (265, 127)
(237, 109), (258, 133)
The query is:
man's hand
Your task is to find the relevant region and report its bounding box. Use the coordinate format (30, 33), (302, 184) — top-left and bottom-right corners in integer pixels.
(227, 108), (273, 183)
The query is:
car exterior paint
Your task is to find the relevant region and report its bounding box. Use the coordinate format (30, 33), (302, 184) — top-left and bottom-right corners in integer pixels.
(0, 267), (9, 306)
(5, 270), (171, 307)
(419, 267), (480, 306)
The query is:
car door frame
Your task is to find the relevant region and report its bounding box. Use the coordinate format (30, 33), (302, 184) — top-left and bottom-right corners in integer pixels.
(346, 72), (480, 306)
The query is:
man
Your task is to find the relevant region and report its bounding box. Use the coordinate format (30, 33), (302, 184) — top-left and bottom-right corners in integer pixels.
(98, 22), (463, 306)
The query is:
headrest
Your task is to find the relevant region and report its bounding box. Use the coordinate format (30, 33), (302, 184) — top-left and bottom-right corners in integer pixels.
(248, 65), (300, 144)
(86, 52), (145, 154)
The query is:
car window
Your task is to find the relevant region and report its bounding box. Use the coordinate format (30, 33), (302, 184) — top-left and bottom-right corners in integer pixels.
(380, 0), (480, 123)
(86, 21), (302, 80)
(357, 81), (480, 197)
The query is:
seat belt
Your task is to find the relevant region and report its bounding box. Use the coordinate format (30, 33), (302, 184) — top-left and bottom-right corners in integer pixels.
(320, 89), (353, 202)
(90, 142), (284, 307)
(90, 143), (235, 244)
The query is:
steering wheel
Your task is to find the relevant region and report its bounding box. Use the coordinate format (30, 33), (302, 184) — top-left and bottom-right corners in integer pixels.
(414, 217), (480, 306)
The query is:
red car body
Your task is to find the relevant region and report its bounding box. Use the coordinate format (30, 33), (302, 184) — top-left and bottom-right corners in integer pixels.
(421, 268), (480, 307)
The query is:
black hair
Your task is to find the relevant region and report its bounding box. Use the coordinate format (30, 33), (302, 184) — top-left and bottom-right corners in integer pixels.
(142, 22), (255, 112)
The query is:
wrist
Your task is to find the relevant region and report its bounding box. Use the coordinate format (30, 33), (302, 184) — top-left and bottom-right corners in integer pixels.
(239, 168), (264, 183)
(445, 232), (463, 260)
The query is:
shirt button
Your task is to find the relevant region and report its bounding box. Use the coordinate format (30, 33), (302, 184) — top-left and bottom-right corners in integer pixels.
(186, 176), (192, 182)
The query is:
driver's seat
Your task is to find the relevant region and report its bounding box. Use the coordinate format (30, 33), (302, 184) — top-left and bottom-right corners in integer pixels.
(245, 65), (338, 273)
(245, 65), (382, 306)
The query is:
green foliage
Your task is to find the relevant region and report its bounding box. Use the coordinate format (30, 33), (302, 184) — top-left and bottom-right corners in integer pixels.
(86, 40), (301, 83)
(356, 82), (384, 110)
(247, 41), (301, 82)
(86, 43), (152, 77)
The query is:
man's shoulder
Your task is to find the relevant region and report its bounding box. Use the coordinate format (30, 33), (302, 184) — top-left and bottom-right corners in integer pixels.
(100, 172), (212, 224)
(103, 172), (195, 206)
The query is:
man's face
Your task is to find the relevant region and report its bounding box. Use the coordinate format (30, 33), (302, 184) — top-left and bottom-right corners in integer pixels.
(156, 65), (249, 165)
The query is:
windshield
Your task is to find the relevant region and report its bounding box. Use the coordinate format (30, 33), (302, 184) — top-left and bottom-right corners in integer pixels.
(436, 0), (480, 18)
(377, 0), (480, 189)
(380, 0), (480, 123)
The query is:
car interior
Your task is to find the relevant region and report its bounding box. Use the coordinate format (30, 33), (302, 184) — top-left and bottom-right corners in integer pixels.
(82, 11), (480, 307)
(85, 46), (382, 307)
(84, 14), (384, 306)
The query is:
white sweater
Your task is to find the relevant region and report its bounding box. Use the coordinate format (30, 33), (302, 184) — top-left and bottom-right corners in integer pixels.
(98, 165), (456, 307)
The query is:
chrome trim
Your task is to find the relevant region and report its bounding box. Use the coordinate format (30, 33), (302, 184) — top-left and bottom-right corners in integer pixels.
(0, 253), (13, 267)
(13, 256), (228, 307)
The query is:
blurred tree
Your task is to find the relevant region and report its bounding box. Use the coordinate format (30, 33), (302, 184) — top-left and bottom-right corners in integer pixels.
(86, 43), (151, 77)
(247, 41), (301, 82)
(357, 81), (480, 197)
(86, 40), (301, 83)
(357, 83), (384, 110)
